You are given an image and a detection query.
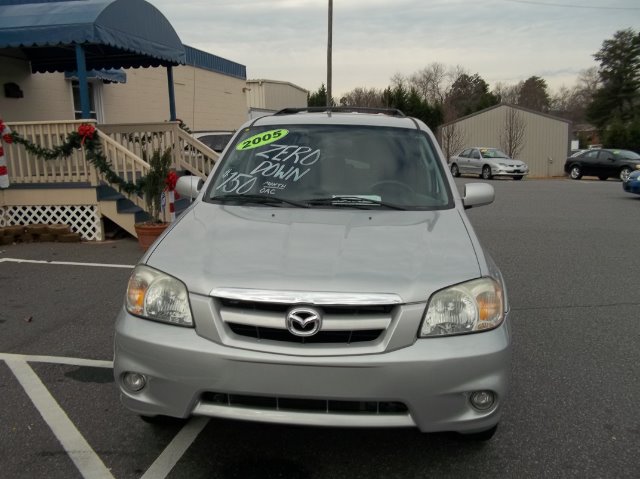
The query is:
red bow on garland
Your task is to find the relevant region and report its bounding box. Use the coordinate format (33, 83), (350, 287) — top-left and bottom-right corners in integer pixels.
(77, 124), (96, 146)
(165, 171), (178, 191)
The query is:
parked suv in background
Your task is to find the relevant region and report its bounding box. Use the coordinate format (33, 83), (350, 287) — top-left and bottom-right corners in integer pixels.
(564, 148), (640, 181)
(114, 107), (511, 440)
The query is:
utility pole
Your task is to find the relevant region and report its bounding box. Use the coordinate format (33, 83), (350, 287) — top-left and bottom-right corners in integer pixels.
(327, 0), (333, 107)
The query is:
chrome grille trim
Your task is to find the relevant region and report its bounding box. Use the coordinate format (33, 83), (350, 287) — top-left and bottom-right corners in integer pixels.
(219, 306), (391, 331)
(211, 288), (403, 306)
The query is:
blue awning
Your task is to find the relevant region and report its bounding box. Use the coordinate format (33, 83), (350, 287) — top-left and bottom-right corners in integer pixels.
(64, 68), (126, 83)
(0, 0), (186, 73)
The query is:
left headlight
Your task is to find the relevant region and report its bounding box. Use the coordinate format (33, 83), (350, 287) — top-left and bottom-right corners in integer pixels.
(420, 278), (504, 337)
(125, 265), (194, 327)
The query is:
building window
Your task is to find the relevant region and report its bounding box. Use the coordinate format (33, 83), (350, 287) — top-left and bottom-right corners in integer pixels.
(72, 81), (97, 120)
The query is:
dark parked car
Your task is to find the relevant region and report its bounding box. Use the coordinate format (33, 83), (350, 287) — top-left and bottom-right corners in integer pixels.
(564, 148), (640, 181)
(193, 131), (235, 153)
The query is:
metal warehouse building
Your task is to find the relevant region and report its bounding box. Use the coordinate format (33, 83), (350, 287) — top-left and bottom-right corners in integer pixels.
(439, 104), (571, 177)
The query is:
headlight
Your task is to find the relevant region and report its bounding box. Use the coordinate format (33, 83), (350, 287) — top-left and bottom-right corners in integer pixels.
(420, 278), (504, 337)
(125, 265), (194, 327)
(498, 162), (508, 166)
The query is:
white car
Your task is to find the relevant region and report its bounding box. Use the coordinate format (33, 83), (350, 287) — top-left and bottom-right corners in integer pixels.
(450, 147), (529, 180)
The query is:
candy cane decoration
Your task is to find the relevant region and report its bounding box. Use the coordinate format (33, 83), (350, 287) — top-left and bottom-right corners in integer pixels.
(0, 118), (12, 189)
(165, 171), (178, 222)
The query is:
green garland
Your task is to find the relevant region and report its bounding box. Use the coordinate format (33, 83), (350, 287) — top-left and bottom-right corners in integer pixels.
(8, 126), (147, 195)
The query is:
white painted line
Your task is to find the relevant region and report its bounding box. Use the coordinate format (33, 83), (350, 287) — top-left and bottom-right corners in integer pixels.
(141, 417), (210, 479)
(5, 359), (115, 479)
(0, 257), (134, 269)
(0, 353), (113, 369)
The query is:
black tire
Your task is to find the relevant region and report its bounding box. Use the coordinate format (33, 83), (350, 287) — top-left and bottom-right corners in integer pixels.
(569, 164), (582, 180)
(598, 176), (608, 181)
(481, 165), (492, 180)
(513, 175), (523, 181)
(450, 163), (461, 177)
(458, 424), (498, 441)
(619, 167), (632, 181)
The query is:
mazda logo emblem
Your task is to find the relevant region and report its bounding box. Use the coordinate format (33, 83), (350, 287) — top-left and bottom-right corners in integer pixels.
(286, 307), (322, 337)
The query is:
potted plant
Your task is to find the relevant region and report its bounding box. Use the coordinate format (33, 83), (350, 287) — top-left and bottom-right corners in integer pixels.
(134, 147), (173, 250)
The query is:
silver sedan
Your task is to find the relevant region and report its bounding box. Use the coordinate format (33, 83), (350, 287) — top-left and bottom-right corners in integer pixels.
(450, 147), (529, 180)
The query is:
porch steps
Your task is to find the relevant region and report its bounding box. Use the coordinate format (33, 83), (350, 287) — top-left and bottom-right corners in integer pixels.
(96, 184), (191, 238)
(96, 185), (148, 237)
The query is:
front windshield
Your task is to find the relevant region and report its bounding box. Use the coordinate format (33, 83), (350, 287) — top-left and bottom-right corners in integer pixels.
(614, 150), (640, 160)
(480, 148), (509, 159)
(205, 124), (452, 210)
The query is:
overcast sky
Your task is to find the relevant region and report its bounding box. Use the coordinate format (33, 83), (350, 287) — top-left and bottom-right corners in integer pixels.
(150, 0), (640, 98)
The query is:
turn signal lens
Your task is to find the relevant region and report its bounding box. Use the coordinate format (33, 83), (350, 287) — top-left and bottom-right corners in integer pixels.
(420, 278), (504, 337)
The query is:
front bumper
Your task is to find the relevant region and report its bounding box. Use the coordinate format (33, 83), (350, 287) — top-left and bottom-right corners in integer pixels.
(492, 168), (528, 177)
(622, 179), (640, 194)
(114, 309), (511, 433)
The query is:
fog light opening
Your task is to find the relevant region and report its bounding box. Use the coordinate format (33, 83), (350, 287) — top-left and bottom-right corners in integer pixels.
(123, 372), (147, 392)
(470, 390), (495, 411)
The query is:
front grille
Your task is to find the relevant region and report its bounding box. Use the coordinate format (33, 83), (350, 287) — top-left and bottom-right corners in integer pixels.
(228, 323), (383, 344)
(219, 298), (394, 315)
(201, 392), (408, 415)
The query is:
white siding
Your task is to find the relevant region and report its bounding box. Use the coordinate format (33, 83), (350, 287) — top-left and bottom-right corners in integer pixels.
(448, 105), (570, 177)
(246, 80), (307, 111)
(0, 57), (247, 131)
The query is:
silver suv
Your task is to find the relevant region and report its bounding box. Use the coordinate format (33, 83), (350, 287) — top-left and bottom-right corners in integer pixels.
(114, 107), (511, 440)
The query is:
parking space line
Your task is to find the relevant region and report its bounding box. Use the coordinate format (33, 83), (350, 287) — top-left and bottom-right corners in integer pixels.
(0, 353), (112, 368)
(141, 417), (210, 479)
(5, 359), (115, 479)
(0, 258), (134, 269)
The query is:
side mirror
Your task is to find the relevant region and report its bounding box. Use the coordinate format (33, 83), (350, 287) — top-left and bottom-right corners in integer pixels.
(176, 175), (204, 200)
(463, 182), (494, 209)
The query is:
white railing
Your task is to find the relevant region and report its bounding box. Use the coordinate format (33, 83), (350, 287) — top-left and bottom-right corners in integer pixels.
(99, 121), (218, 178)
(4, 120), (218, 216)
(5, 120), (97, 184)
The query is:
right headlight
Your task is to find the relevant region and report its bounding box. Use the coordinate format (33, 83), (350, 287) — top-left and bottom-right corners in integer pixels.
(420, 278), (504, 337)
(125, 265), (194, 327)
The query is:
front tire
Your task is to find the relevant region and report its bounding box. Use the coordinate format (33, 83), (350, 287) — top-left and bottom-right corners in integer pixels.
(513, 175), (523, 181)
(450, 163), (461, 177)
(481, 165), (492, 180)
(619, 167), (632, 181)
(569, 164), (582, 180)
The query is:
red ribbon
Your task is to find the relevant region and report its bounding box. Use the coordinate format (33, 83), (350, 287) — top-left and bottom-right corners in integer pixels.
(77, 124), (96, 146)
(2, 134), (11, 144)
(164, 171), (178, 192)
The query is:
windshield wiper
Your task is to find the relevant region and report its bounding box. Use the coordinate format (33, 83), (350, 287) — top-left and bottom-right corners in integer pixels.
(305, 196), (406, 210)
(211, 194), (309, 208)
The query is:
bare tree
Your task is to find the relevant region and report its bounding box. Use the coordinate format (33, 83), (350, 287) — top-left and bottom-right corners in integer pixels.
(409, 62), (447, 104)
(339, 87), (386, 107)
(440, 123), (467, 162)
(500, 107), (526, 158)
(439, 103), (467, 162)
(492, 82), (520, 104)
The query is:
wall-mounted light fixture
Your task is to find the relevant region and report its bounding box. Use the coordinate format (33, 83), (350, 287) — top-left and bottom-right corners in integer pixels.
(4, 82), (23, 98)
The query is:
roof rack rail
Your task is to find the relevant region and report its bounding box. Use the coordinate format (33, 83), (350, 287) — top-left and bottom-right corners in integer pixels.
(273, 107), (406, 117)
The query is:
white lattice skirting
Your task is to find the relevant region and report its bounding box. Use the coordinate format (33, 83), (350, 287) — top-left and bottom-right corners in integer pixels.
(0, 205), (101, 241)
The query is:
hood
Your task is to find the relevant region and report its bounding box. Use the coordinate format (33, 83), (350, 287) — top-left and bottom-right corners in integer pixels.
(147, 204), (482, 303)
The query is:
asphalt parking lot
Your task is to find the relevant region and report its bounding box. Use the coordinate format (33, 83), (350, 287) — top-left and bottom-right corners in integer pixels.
(1, 178), (639, 478)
